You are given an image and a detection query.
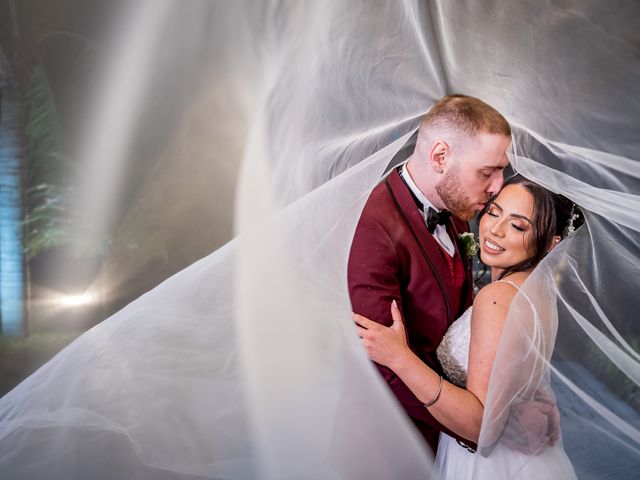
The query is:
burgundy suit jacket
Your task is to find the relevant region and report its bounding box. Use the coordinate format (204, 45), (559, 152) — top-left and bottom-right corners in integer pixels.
(348, 169), (475, 453)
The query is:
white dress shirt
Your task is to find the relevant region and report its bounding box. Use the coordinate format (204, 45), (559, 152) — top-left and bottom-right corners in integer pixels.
(400, 164), (455, 257)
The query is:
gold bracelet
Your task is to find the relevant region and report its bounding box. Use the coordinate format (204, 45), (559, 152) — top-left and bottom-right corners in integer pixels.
(423, 375), (444, 408)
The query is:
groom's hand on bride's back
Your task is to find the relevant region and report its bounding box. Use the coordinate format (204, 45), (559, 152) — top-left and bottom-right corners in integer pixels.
(501, 397), (560, 455)
(534, 388), (561, 447)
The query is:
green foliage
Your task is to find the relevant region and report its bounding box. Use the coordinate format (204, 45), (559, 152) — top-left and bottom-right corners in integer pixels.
(0, 332), (80, 396)
(22, 64), (73, 258)
(0, 331), (78, 359)
(24, 66), (61, 177)
(21, 62), (115, 259)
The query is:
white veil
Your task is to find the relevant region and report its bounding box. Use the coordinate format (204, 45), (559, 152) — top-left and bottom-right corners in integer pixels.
(1, 1), (638, 479)
(472, 128), (640, 478)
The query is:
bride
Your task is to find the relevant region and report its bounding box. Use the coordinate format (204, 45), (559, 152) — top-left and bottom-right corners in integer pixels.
(355, 174), (581, 478)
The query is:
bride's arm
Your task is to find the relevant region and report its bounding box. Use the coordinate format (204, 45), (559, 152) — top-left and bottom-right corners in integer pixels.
(471, 283), (560, 454)
(356, 282), (515, 443)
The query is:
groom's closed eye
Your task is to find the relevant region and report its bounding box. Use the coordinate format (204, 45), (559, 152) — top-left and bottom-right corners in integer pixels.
(480, 166), (505, 177)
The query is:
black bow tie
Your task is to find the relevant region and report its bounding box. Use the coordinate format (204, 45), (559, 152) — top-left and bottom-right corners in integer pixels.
(426, 207), (451, 233)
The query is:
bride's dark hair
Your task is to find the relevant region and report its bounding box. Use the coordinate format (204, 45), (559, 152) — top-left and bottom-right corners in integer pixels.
(478, 174), (583, 281)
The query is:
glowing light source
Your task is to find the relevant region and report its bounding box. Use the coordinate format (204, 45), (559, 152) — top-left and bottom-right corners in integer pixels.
(58, 293), (96, 307)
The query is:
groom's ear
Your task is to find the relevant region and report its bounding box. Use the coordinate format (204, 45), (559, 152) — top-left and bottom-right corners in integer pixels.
(430, 141), (449, 174)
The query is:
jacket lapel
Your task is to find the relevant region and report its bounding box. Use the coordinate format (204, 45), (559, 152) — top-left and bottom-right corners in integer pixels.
(385, 170), (454, 322)
(449, 218), (475, 310)
(448, 219), (467, 271)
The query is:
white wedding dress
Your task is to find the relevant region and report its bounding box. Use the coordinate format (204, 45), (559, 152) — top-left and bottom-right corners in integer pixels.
(434, 281), (578, 480)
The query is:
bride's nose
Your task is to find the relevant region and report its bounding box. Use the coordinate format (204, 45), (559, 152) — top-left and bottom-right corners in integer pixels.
(489, 220), (505, 237)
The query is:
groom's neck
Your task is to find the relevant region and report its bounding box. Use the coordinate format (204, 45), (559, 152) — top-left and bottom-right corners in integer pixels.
(406, 154), (445, 210)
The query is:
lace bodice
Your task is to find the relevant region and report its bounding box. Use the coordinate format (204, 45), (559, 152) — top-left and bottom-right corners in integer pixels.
(436, 306), (472, 387)
(436, 280), (533, 388)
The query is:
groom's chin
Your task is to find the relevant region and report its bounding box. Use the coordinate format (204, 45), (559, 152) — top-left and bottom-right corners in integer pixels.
(453, 209), (476, 221)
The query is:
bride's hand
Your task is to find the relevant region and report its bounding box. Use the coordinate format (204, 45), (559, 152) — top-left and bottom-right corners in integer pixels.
(354, 300), (410, 369)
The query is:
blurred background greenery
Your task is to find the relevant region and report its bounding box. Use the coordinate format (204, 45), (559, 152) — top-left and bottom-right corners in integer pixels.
(0, 0), (239, 396)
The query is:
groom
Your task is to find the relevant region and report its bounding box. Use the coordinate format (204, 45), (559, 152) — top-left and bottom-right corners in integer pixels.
(348, 94), (511, 452)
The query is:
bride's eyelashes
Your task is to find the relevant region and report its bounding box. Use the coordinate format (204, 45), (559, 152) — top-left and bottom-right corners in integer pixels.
(487, 205), (528, 232)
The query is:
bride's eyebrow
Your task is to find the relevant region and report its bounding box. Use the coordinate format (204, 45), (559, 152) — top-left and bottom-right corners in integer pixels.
(510, 213), (532, 224)
(491, 202), (532, 224)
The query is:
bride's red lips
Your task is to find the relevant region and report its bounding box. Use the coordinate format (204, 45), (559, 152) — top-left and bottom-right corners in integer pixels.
(482, 237), (505, 253)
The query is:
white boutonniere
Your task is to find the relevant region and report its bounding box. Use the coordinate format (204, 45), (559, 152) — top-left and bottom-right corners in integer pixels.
(458, 232), (479, 258)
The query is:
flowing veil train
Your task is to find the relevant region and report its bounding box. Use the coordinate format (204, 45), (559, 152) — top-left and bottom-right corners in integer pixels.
(1, 1), (639, 479)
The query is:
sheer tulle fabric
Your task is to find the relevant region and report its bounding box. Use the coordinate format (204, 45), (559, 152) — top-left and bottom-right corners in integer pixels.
(0, 1), (638, 479)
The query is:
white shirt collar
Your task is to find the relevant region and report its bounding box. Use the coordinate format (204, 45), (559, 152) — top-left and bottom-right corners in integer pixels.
(400, 164), (455, 257)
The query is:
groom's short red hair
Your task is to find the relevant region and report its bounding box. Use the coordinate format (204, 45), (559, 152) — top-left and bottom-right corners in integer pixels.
(419, 94), (511, 141)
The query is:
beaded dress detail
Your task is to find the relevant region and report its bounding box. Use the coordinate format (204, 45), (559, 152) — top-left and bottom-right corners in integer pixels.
(436, 306), (472, 387)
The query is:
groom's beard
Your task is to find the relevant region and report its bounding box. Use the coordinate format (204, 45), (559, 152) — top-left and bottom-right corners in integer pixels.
(436, 164), (480, 221)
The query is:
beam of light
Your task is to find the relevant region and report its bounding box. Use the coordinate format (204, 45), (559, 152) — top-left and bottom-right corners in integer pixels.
(57, 293), (96, 308)
(72, 0), (172, 247)
(48, 1), (173, 316)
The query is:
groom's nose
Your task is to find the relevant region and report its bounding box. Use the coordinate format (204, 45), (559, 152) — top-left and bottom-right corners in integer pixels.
(487, 171), (505, 196)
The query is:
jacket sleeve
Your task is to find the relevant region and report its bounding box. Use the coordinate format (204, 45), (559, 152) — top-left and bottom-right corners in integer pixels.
(348, 214), (475, 446)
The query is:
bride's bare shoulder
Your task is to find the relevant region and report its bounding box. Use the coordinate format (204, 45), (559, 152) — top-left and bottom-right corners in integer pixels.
(472, 275), (526, 325)
(474, 282), (516, 312)
(469, 285), (514, 337)
(475, 272), (529, 307)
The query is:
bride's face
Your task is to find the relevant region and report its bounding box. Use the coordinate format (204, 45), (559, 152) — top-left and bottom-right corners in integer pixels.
(478, 184), (535, 270)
